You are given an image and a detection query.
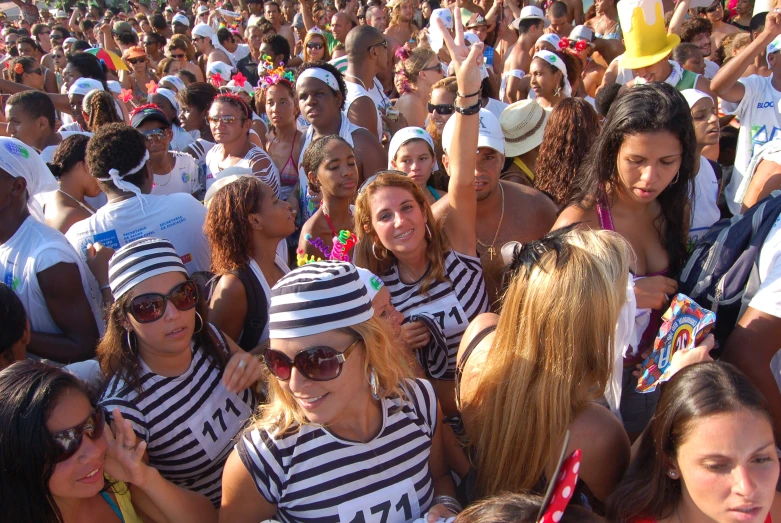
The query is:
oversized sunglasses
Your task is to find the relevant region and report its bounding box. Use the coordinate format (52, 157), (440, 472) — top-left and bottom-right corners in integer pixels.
(306, 42), (324, 50)
(207, 115), (242, 125)
(51, 407), (105, 462)
(427, 102), (454, 115)
(170, 52), (186, 59)
(263, 338), (361, 381)
(128, 57), (146, 64)
(140, 128), (169, 141)
(125, 280), (198, 324)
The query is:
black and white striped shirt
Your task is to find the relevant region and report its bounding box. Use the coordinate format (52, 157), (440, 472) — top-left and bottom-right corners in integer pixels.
(100, 327), (257, 506)
(384, 250), (489, 380)
(236, 378), (438, 523)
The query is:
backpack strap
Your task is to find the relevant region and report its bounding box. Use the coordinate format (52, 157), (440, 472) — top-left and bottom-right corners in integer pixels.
(231, 265), (269, 352)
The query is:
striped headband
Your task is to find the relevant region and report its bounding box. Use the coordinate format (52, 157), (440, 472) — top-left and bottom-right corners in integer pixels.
(108, 238), (188, 299)
(533, 50), (572, 97)
(269, 261), (374, 339)
(296, 67), (340, 92)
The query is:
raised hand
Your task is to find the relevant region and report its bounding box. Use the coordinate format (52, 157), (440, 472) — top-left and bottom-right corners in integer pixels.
(104, 408), (152, 487)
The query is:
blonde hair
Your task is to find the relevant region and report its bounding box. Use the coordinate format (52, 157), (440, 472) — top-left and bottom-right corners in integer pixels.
(395, 47), (436, 92)
(303, 31), (331, 62)
(389, 0), (417, 29)
(462, 228), (631, 498)
(353, 172), (449, 295)
(252, 316), (414, 435)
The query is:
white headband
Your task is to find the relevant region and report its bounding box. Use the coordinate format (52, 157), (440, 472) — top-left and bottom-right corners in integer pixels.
(533, 50), (571, 97)
(68, 78), (105, 97)
(159, 75), (186, 93)
(95, 150), (150, 212)
(154, 87), (180, 114)
(296, 67), (340, 92)
(680, 88), (711, 109)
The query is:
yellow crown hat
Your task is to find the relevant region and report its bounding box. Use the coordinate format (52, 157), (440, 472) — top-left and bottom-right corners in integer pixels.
(618, 0), (681, 70)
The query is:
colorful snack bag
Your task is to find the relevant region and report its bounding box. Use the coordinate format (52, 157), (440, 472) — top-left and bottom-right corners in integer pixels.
(636, 294), (715, 393)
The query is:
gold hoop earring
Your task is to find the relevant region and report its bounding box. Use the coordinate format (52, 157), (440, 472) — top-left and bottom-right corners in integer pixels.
(194, 311), (204, 334)
(126, 330), (137, 355)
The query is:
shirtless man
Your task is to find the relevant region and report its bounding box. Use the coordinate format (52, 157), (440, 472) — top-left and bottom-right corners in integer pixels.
(502, 6), (547, 103)
(700, 0), (739, 53)
(264, 1), (296, 55)
(546, 1), (574, 39)
(385, 0), (418, 45)
(432, 109), (558, 309)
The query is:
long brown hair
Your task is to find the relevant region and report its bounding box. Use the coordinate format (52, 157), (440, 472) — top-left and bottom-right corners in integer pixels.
(353, 172), (449, 295)
(462, 227), (630, 498)
(606, 362), (775, 522)
(534, 98), (600, 207)
(97, 287), (228, 393)
(204, 176), (266, 274)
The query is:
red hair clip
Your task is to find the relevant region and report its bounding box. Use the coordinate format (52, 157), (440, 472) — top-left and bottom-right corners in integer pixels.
(13, 62), (24, 75)
(558, 38), (569, 50)
(130, 103), (162, 116)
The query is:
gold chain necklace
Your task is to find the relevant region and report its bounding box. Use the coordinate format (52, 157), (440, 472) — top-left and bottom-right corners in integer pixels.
(476, 183), (505, 260)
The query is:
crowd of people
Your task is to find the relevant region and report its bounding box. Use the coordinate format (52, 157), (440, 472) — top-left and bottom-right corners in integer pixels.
(2, 0), (781, 520)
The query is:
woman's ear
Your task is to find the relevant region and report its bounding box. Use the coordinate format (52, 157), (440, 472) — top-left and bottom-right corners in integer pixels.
(390, 158), (398, 170)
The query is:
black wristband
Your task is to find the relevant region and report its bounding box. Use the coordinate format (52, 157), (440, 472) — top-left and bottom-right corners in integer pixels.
(454, 100), (482, 115)
(457, 89), (481, 98)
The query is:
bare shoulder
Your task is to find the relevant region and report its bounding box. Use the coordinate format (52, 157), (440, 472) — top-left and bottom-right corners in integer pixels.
(502, 181), (557, 215)
(552, 202), (599, 231)
(458, 312), (500, 365)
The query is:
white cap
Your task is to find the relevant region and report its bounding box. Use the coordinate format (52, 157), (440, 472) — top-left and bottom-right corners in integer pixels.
(387, 127), (439, 171)
(106, 80), (122, 94)
(569, 25), (594, 41)
(536, 33), (561, 48)
(172, 13), (190, 26)
(54, 9), (67, 18)
(355, 267), (385, 302)
(768, 35), (781, 56)
(512, 6), (550, 30)
(192, 23), (216, 38)
(197, 5), (210, 14)
(427, 8), (454, 53)
(442, 108), (505, 155)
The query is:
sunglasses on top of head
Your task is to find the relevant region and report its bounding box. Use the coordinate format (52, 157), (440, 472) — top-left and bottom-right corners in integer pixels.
(51, 407), (106, 463)
(263, 338), (362, 381)
(125, 280), (199, 323)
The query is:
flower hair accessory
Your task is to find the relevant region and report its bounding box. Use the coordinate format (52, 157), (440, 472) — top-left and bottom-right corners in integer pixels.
(262, 66), (295, 89)
(13, 62), (24, 75)
(145, 80), (159, 94)
(209, 72), (224, 87)
(119, 88), (134, 103)
(558, 37), (569, 50)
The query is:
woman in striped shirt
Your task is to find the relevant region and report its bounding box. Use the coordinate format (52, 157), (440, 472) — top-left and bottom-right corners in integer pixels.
(97, 238), (263, 507)
(220, 261), (461, 522)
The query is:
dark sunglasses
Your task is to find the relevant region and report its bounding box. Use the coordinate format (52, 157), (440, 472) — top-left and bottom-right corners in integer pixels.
(263, 338), (361, 381)
(306, 41), (323, 50)
(141, 128), (169, 141)
(27, 67), (42, 75)
(170, 52), (185, 58)
(421, 63), (442, 73)
(50, 34), (63, 41)
(706, 3), (721, 11)
(366, 39), (387, 52)
(125, 280), (198, 323)
(128, 57), (146, 64)
(51, 407), (105, 463)
(428, 102), (454, 115)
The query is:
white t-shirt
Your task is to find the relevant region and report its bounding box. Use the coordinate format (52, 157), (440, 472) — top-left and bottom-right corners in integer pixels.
(484, 97), (509, 121)
(344, 77), (390, 139)
(0, 216), (102, 336)
(229, 43), (250, 64)
(65, 193), (211, 274)
(689, 157), (721, 245)
(151, 152), (201, 196)
(725, 74), (781, 216)
(171, 124), (197, 152)
(750, 219), (781, 391)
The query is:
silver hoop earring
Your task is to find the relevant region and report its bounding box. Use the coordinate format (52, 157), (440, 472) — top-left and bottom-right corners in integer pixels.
(671, 171), (680, 185)
(126, 330), (137, 355)
(194, 311), (204, 334)
(369, 367), (380, 400)
(372, 243), (386, 260)
(425, 223), (432, 240)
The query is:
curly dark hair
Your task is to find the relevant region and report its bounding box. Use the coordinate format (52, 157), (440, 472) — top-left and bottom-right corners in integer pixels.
(567, 82), (696, 277)
(296, 60), (347, 110)
(535, 98), (600, 207)
(47, 134), (90, 179)
(86, 123), (148, 189)
(681, 17), (712, 42)
(204, 176), (270, 274)
(87, 90), (122, 129)
(6, 89), (55, 128)
(177, 81), (219, 113)
(9, 56), (39, 83)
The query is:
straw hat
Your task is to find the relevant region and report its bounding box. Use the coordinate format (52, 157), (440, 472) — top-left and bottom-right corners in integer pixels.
(499, 100), (549, 158)
(618, 0), (680, 70)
